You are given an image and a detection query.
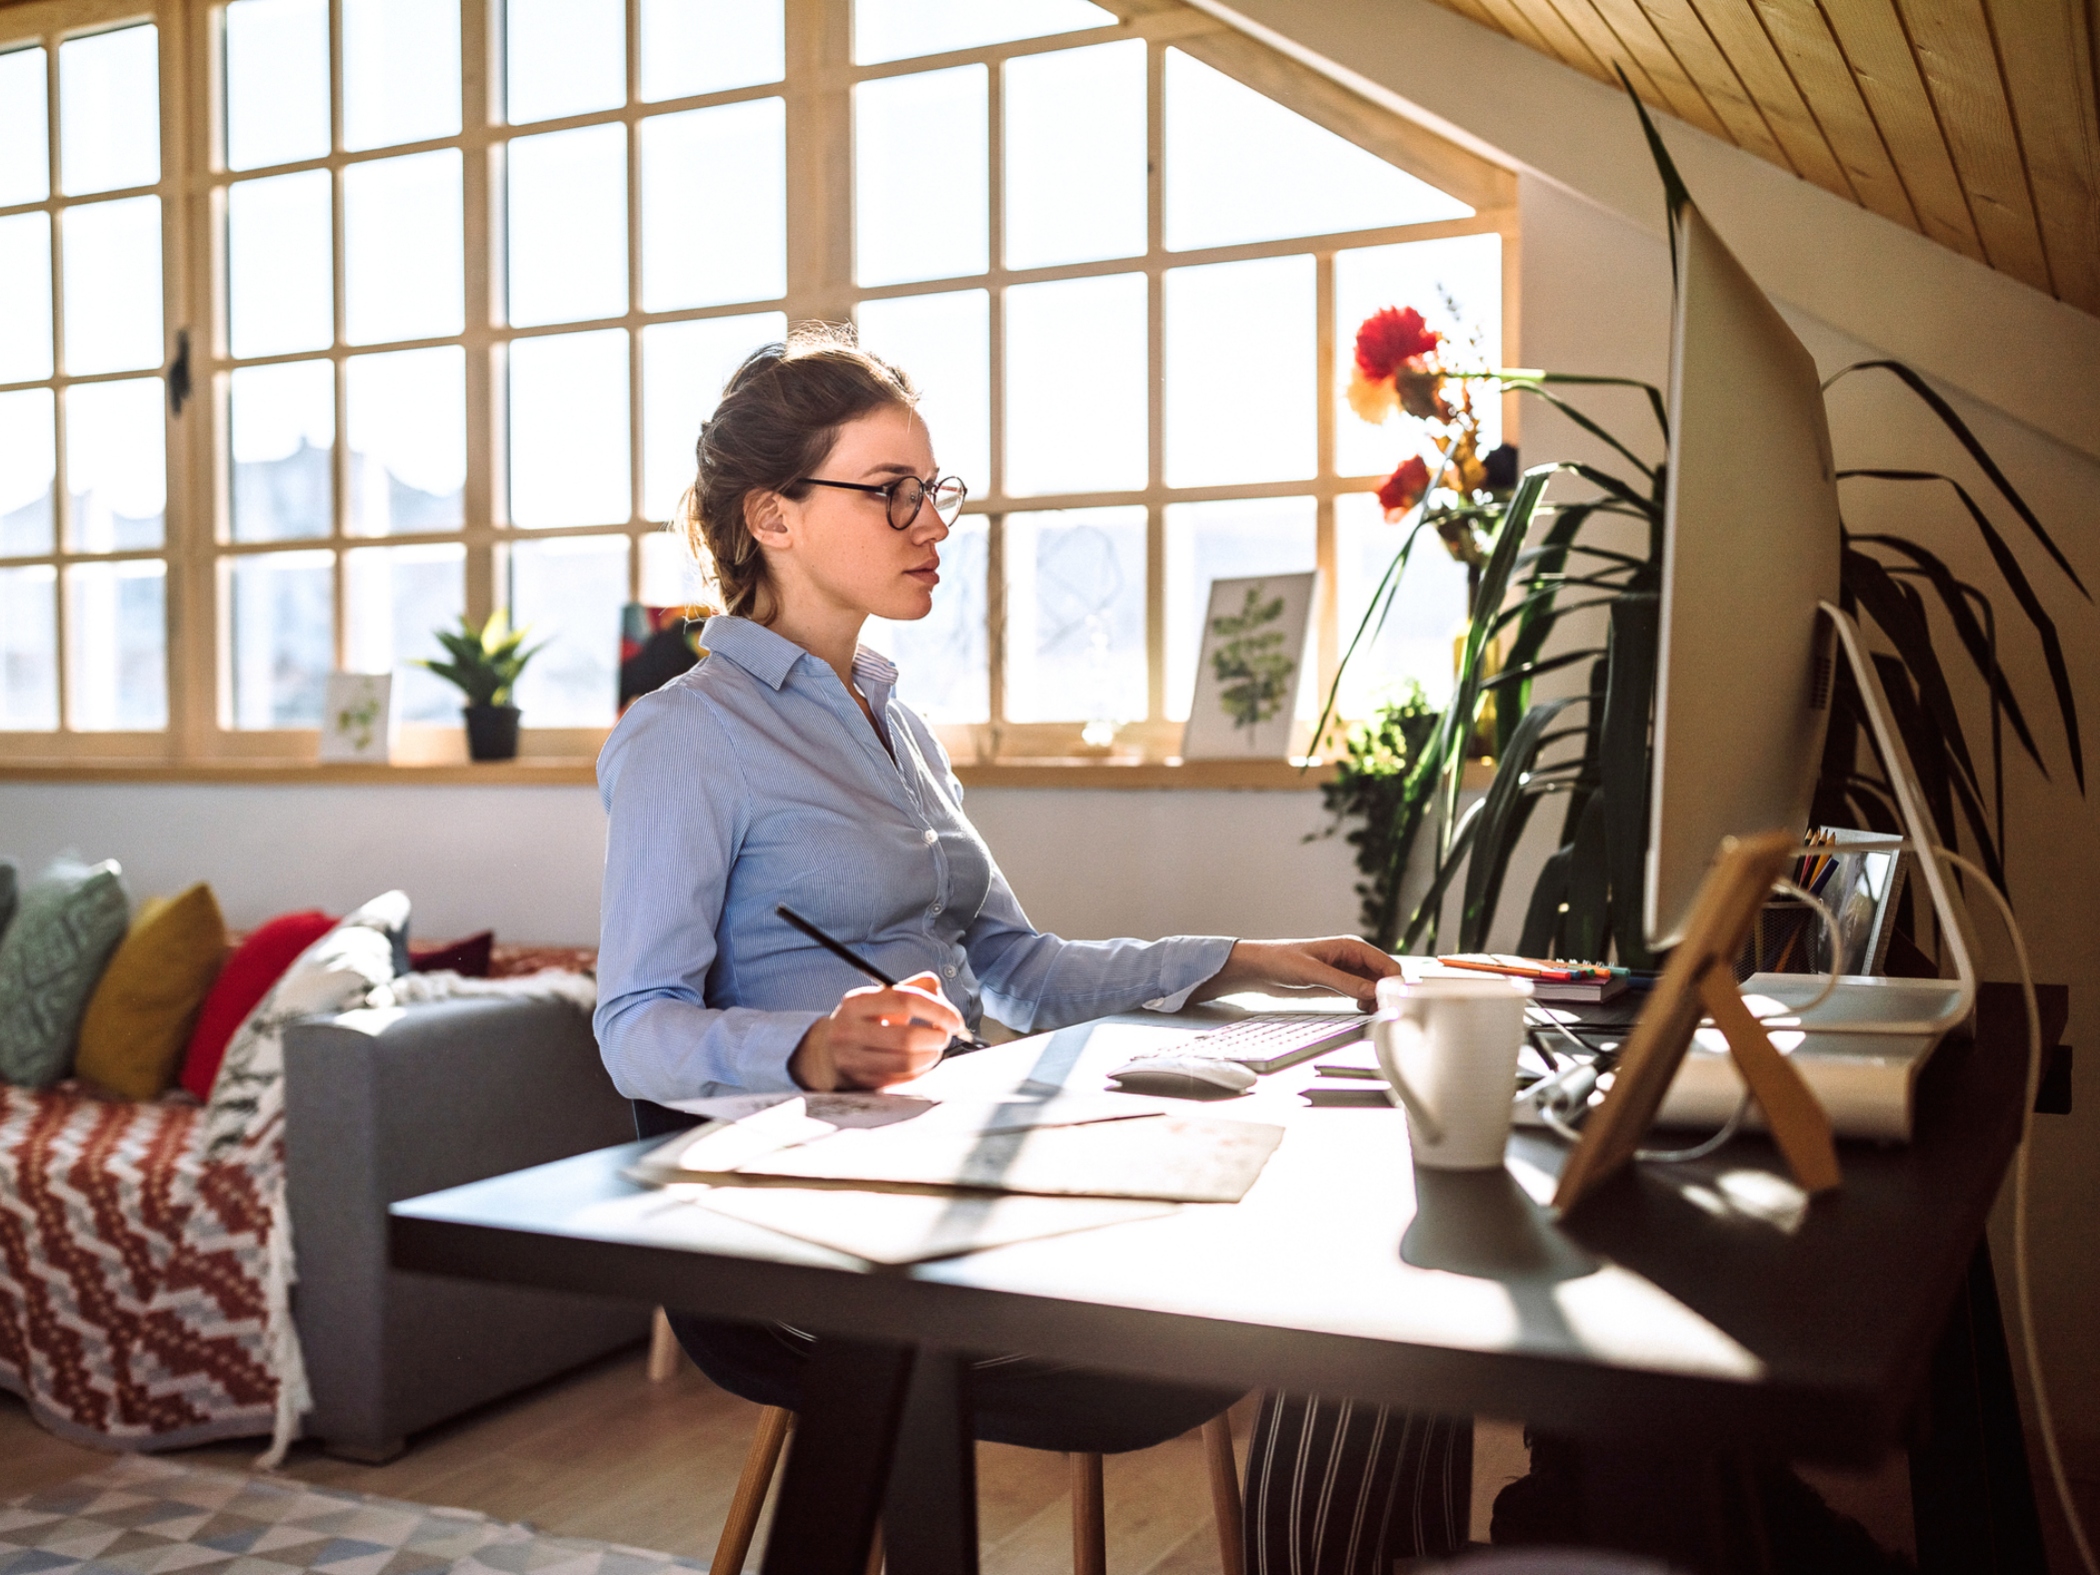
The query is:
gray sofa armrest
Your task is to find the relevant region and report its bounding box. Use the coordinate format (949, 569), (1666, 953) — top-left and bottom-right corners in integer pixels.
(284, 994), (648, 1458)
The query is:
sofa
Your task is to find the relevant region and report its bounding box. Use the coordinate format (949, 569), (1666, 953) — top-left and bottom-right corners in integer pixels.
(283, 992), (649, 1461)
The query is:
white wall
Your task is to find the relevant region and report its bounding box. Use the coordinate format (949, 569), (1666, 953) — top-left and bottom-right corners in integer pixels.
(0, 780), (1363, 947)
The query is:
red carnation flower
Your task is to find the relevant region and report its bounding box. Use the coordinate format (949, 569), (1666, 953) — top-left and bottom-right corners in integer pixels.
(1377, 455), (1431, 518)
(1354, 307), (1441, 382)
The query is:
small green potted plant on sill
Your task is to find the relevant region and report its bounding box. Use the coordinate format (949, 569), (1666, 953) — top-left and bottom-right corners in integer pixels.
(416, 610), (546, 762)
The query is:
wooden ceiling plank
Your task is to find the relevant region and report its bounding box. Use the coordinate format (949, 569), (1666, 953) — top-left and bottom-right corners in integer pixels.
(1546, 0), (1730, 139)
(1815, 0), (1986, 260)
(1682, 0), (1857, 199)
(1749, 0), (1921, 230)
(1432, 0), (1519, 37)
(1585, 0), (1741, 140)
(1466, 0), (1585, 65)
(1496, 0), (1619, 81)
(1895, 0), (2054, 291)
(1986, 0), (2100, 312)
(1638, 0), (1800, 169)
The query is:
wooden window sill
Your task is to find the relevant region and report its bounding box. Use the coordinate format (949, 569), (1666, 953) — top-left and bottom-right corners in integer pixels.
(0, 756), (1341, 790)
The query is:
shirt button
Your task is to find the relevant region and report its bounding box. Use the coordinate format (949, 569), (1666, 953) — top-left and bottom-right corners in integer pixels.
(922, 828), (938, 845)
(943, 964), (958, 979)
(930, 903), (943, 915)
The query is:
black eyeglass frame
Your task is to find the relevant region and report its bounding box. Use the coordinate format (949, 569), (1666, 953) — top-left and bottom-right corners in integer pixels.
(797, 474), (968, 530)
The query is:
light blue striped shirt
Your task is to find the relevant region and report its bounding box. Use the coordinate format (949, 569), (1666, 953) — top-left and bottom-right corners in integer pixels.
(594, 616), (1236, 1103)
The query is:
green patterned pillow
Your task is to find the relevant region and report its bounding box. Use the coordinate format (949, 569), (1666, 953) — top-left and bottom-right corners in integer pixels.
(0, 858), (131, 1088)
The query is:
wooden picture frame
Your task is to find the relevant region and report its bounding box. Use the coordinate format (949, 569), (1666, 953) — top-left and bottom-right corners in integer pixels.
(1553, 830), (1843, 1215)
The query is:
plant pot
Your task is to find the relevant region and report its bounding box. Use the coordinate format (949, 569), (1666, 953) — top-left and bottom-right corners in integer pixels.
(463, 703), (521, 761)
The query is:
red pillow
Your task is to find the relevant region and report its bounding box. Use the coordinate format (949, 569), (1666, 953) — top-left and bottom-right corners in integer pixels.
(179, 910), (337, 1101)
(411, 930), (494, 977)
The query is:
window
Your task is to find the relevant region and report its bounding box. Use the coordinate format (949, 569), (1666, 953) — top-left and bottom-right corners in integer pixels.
(0, 0), (1512, 765)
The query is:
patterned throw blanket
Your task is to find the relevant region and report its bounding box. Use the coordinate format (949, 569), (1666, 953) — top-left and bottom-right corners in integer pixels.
(0, 961), (597, 1459)
(0, 1087), (284, 1452)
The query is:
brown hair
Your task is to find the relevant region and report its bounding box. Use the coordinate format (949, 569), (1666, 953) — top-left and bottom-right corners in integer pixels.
(679, 322), (918, 624)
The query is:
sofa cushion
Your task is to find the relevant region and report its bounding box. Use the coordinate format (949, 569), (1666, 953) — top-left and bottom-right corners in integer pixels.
(76, 883), (230, 1102)
(179, 910), (336, 1100)
(201, 890), (409, 1158)
(0, 858), (130, 1089)
(411, 929), (494, 977)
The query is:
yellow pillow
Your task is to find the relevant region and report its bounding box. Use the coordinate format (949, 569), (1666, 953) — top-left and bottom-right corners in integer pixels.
(76, 883), (229, 1101)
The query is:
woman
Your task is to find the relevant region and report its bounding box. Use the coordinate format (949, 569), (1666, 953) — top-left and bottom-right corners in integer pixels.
(594, 325), (1469, 1559)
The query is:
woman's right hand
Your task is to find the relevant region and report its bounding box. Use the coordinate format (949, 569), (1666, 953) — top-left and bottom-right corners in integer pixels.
(790, 972), (964, 1091)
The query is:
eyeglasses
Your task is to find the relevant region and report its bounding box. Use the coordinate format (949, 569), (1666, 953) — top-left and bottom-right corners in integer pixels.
(798, 474), (968, 530)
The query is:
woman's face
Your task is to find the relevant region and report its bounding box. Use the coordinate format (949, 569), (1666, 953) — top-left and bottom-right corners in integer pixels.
(771, 404), (949, 624)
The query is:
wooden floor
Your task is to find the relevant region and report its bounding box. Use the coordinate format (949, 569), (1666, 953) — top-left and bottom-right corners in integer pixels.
(0, 1346), (1530, 1573)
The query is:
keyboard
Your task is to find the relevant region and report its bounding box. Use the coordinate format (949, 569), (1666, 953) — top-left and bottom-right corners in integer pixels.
(1179, 1013), (1371, 1074)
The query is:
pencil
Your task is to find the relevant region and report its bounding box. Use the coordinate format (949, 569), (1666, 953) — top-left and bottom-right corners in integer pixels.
(775, 904), (992, 1051)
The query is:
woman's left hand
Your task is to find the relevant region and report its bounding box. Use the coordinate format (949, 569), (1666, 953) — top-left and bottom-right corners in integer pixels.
(1192, 937), (1401, 1012)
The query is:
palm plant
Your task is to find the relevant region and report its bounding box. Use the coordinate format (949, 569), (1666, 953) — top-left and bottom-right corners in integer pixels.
(1318, 98), (2086, 963)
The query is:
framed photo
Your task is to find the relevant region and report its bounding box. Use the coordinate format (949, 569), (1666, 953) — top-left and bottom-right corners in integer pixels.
(1180, 571), (1319, 760)
(319, 673), (393, 763)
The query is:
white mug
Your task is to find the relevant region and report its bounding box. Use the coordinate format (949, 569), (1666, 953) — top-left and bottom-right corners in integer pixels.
(1373, 974), (1533, 1170)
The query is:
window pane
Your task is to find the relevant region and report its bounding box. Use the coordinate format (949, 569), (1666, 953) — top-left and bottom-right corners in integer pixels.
(642, 0), (782, 99)
(854, 66), (986, 288)
(230, 549), (333, 727)
(344, 542), (463, 721)
(227, 170), (332, 358)
(1334, 235), (1504, 476)
(59, 25), (158, 196)
(855, 290), (988, 501)
(1003, 505), (1145, 724)
(0, 214), (53, 383)
(1004, 41), (1144, 270)
(345, 149), (464, 344)
(1163, 50), (1471, 252)
(1164, 255), (1314, 487)
(0, 390), (55, 556)
(508, 124), (627, 327)
(224, 0), (330, 171)
(0, 565), (57, 728)
(1164, 497), (1316, 721)
(65, 560), (165, 729)
(347, 346), (465, 535)
(344, 0), (461, 151)
(509, 329), (629, 526)
(863, 514), (988, 723)
(0, 48), (49, 206)
(66, 378), (164, 550)
(62, 196), (162, 374)
(1335, 490), (1471, 716)
(640, 312), (785, 524)
(506, 0), (624, 124)
(638, 528), (712, 605)
(508, 533), (627, 724)
(1004, 272), (1145, 497)
(231, 360), (334, 543)
(854, 0), (1111, 65)
(641, 100), (784, 311)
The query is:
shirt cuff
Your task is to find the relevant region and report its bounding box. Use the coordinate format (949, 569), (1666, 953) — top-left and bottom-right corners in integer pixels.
(734, 1008), (828, 1093)
(1140, 935), (1238, 1013)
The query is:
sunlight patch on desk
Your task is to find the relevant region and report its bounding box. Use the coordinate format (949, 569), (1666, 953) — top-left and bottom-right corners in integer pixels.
(1551, 1269), (1765, 1379)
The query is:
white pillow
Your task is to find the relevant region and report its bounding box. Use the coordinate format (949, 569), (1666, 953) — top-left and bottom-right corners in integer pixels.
(201, 890), (409, 1159)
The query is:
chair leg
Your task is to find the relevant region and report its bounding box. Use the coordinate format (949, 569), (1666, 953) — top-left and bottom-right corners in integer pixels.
(1203, 1414), (1245, 1575)
(1071, 1452), (1106, 1575)
(647, 1307), (683, 1382)
(863, 1520), (884, 1575)
(711, 1405), (792, 1575)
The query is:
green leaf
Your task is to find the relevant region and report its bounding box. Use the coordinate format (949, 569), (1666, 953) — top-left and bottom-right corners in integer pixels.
(1843, 547), (1981, 798)
(1460, 697), (1576, 949)
(1826, 361), (2088, 600)
(1401, 795), (1486, 955)
(1562, 788), (1611, 963)
(1600, 597), (1658, 969)
(1517, 845), (1573, 958)
(1614, 65), (1692, 287)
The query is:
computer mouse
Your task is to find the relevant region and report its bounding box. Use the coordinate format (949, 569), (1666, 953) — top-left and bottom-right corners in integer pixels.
(1105, 1054), (1258, 1100)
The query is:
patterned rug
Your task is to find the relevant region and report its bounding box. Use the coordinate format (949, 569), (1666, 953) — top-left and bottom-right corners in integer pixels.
(0, 1456), (708, 1575)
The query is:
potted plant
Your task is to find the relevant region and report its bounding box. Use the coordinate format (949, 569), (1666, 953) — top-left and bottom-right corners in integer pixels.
(416, 611), (546, 762)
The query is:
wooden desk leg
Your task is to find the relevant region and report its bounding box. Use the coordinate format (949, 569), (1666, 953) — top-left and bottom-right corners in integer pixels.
(883, 1351), (979, 1575)
(760, 1339), (915, 1575)
(1909, 1241), (2048, 1574)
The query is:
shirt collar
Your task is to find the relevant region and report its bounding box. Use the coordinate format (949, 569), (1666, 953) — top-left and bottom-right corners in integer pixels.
(700, 615), (902, 704)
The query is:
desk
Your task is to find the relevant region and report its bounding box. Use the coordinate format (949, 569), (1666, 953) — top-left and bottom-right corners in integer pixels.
(391, 985), (2056, 1575)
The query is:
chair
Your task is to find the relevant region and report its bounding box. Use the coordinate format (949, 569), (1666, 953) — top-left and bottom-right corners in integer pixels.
(704, 1403), (1244, 1575)
(633, 1098), (1244, 1575)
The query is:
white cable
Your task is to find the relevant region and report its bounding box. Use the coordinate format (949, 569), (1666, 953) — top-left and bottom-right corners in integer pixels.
(1763, 876), (1846, 1017)
(1934, 847), (2096, 1575)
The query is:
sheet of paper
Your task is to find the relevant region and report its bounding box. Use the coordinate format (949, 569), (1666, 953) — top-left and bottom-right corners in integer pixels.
(682, 1185), (1180, 1265)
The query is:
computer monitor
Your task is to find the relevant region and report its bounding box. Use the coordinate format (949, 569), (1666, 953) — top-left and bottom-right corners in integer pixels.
(1645, 204), (1840, 952)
